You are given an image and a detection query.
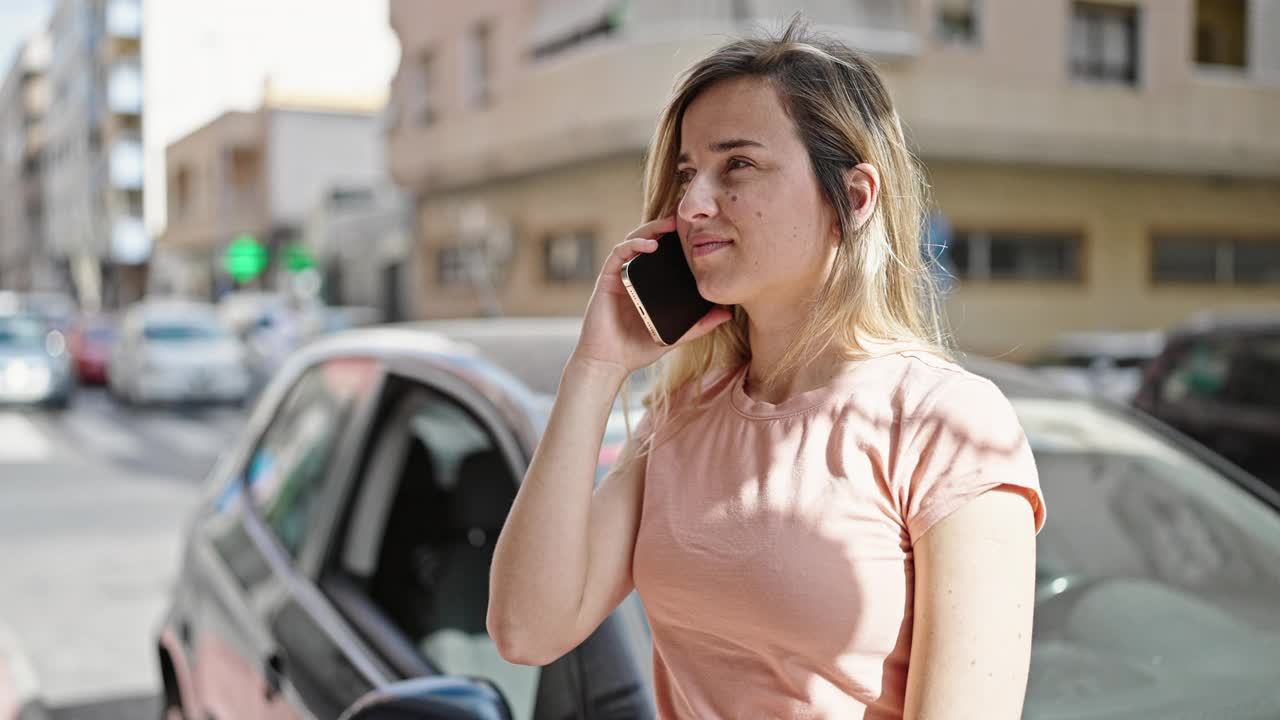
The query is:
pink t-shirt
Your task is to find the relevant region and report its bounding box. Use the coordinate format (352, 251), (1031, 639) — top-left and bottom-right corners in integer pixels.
(631, 351), (1046, 719)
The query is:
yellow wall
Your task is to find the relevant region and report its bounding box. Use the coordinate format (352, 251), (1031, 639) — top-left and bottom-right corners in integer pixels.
(410, 154), (1280, 361)
(931, 162), (1280, 358)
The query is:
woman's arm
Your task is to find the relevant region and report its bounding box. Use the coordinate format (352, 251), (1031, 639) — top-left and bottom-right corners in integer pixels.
(903, 486), (1038, 720)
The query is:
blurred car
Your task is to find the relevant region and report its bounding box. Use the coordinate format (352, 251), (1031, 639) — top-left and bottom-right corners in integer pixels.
(156, 319), (1280, 720)
(1133, 308), (1280, 490)
(0, 312), (74, 409)
(1030, 330), (1164, 403)
(109, 300), (252, 406)
(66, 315), (117, 385)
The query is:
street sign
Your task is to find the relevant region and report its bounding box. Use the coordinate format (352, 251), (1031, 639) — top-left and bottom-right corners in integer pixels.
(224, 234), (268, 282)
(284, 242), (316, 273)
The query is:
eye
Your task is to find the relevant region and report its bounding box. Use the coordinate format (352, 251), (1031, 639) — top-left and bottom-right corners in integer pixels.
(675, 168), (694, 186)
(727, 157), (754, 171)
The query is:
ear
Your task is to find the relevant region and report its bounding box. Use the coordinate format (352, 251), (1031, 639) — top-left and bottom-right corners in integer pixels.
(844, 163), (880, 232)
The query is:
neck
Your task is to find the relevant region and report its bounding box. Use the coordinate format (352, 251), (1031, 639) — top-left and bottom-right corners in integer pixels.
(741, 301), (848, 405)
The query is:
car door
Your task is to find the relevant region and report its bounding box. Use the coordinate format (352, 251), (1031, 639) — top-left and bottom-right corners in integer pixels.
(188, 356), (384, 719)
(313, 360), (655, 720)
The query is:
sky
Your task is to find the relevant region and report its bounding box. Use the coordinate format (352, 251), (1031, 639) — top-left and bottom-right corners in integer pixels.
(145, 0), (401, 234)
(0, 0), (51, 72)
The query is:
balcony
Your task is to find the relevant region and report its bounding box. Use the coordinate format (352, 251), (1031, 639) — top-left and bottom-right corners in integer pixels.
(107, 60), (142, 116)
(109, 136), (144, 190)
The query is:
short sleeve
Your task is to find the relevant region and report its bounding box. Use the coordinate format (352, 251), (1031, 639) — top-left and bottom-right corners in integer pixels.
(899, 377), (1046, 541)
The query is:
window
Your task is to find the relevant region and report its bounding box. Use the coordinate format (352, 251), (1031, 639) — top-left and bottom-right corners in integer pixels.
(1195, 0), (1247, 68)
(1071, 2), (1140, 84)
(1152, 235), (1280, 286)
(437, 245), (480, 287)
(414, 52), (436, 126)
(241, 359), (378, 556)
(336, 381), (539, 720)
(171, 166), (190, 216)
(937, 0), (979, 44)
(464, 23), (492, 109)
(949, 230), (1082, 282)
(544, 230), (596, 283)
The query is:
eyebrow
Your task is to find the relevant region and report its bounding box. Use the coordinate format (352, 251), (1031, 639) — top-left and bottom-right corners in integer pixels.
(676, 138), (766, 165)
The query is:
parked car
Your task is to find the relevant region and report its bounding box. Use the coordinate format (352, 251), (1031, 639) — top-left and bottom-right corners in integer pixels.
(66, 314), (117, 385)
(109, 300), (252, 406)
(1134, 308), (1280, 489)
(0, 312), (74, 408)
(1030, 330), (1164, 403)
(157, 319), (1280, 720)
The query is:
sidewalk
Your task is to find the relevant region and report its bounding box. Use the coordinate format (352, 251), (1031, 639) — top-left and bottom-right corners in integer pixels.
(0, 621), (48, 720)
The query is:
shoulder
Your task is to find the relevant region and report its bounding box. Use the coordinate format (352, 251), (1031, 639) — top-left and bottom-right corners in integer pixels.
(835, 350), (1012, 423)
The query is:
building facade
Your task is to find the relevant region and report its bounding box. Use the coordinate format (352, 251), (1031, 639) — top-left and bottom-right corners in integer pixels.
(41, 0), (146, 310)
(301, 184), (413, 322)
(157, 101), (385, 300)
(0, 35), (52, 293)
(386, 0), (1280, 358)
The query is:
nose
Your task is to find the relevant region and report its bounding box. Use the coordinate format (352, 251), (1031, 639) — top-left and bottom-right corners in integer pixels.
(677, 174), (718, 224)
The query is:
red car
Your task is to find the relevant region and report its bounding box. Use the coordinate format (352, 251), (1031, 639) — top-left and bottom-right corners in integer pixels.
(66, 317), (116, 385)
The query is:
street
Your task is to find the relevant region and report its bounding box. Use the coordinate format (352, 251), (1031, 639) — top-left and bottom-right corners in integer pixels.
(0, 389), (244, 718)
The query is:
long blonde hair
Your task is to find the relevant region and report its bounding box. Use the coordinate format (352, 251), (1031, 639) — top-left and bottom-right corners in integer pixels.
(632, 18), (951, 446)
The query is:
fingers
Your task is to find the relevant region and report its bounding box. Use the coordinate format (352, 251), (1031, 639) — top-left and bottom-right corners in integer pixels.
(601, 235), (660, 277)
(673, 306), (733, 346)
(626, 216), (677, 242)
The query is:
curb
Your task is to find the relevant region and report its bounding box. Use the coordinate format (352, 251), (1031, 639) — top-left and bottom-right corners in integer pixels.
(0, 621), (49, 720)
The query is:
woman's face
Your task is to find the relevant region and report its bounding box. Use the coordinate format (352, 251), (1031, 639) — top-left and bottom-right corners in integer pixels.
(675, 75), (838, 309)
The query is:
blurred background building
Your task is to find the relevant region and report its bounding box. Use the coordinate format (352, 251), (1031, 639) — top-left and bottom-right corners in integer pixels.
(387, 0), (1280, 358)
(155, 98), (386, 300)
(41, 0), (146, 311)
(302, 182), (413, 322)
(0, 33), (51, 293)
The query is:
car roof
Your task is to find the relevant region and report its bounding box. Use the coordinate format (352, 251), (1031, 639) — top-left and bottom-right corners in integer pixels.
(303, 318), (1075, 404)
(1175, 305), (1280, 335)
(1040, 330), (1165, 358)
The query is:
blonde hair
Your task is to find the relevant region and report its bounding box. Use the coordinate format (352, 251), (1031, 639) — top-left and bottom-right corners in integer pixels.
(630, 18), (951, 449)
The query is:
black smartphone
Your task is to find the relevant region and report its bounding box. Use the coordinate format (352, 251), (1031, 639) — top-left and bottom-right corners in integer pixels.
(621, 231), (715, 346)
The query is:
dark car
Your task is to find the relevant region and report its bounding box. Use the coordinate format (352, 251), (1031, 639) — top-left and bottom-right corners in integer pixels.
(1134, 309), (1280, 489)
(158, 319), (1280, 720)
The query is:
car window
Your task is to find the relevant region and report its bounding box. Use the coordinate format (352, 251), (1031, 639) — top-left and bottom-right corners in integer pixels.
(143, 322), (227, 341)
(1013, 398), (1280, 716)
(1223, 336), (1280, 410)
(241, 358), (378, 557)
(0, 316), (47, 347)
(1159, 337), (1233, 404)
(334, 378), (540, 720)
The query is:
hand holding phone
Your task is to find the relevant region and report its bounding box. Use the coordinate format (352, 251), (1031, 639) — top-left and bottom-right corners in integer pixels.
(621, 232), (716, 346)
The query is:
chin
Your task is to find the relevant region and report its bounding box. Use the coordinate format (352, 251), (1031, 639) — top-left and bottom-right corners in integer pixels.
(695, 276), (741, 306)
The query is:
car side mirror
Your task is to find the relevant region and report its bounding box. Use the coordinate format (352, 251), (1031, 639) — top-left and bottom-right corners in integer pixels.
(339, 676), (512, 720)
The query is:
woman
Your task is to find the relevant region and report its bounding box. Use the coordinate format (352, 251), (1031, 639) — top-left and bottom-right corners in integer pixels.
(489, 19), (1046, 719)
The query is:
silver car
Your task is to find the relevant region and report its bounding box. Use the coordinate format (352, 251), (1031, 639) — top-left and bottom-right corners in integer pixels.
(110, 300), (252, 405)
(0, 313), (74, 408)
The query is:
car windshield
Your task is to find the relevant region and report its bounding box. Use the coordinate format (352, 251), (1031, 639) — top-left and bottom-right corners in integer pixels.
(143, 322), (227, 342)
(1013, 396), (1280, 716)
(0, 316), (48, 347)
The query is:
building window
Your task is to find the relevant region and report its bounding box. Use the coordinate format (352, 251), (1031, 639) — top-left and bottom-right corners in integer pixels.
(1070, 2), (1139, 85)
(937, 0), (979, 44)
(414, 51), (436, 126)
(437, 244), (487, 287)
(949, 230), (1083, 282)
(544, 230), (597, 283)
(171, 166), (190, 217)
(1195, 0), (1247, 69)
(464, 23), (492, 109)
(1152, 235), (1280, 286)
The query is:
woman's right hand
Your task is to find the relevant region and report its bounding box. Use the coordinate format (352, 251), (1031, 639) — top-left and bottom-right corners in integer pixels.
(573, 216), (732, 377)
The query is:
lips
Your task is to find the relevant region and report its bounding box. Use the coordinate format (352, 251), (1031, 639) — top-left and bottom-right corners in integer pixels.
(689, 233), (734, 258)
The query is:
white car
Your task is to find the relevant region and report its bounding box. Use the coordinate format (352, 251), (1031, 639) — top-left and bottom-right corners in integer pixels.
(1031, 330), (1165, 403)
(109, 300), (251, 405)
